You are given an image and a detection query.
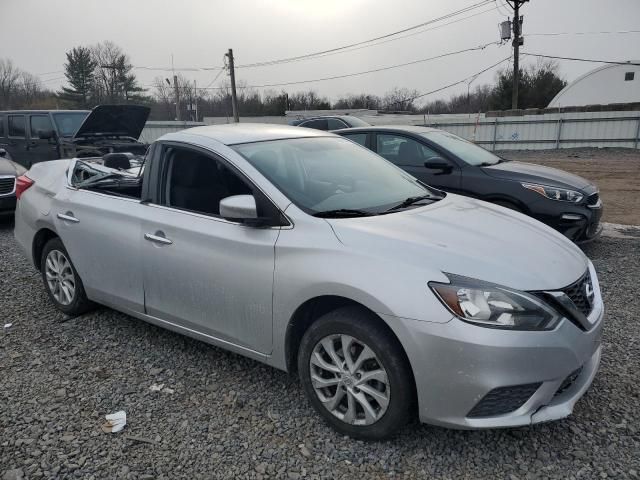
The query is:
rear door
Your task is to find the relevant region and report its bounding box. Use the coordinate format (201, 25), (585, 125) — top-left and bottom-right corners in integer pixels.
(26, 114), (58, 165)
(373, 132), (462, 191)
(141, 142), (279, 354)
(54, 186), (146, 313)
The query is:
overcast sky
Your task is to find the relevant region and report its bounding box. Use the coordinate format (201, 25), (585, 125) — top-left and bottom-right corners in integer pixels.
(2, 0), (639, 105)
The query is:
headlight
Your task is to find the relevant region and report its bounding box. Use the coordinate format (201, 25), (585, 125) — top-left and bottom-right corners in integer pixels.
(429, 275), (561, 330)
(522, 183), (584, 203)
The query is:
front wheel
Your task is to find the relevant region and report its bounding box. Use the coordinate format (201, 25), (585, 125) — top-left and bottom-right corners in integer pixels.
(298, 306), (414, 440)
(41, 237), (95, 316)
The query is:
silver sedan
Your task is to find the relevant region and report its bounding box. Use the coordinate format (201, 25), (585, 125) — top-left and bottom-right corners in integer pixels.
(14, 124), (604, 439)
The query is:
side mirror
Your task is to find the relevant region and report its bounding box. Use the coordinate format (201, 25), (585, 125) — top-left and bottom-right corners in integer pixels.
(220, 194), (258, 221)
(37, 129), (56, 140)
(424, 156), (453, 172)
(0, 148), (6, 157)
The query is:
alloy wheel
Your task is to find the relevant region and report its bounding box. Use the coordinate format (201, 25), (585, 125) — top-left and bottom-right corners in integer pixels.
(309, 334), (390, 426)
(45, 249), (76, 306)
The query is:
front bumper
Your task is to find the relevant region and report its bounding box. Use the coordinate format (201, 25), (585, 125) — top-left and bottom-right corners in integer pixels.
(530, 197), (603, 243)
(384, 278), (604, 429)
(0, 193), (17, 215)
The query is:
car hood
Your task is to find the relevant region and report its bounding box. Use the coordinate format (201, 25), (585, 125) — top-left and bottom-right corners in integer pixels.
(483, 161), (592, 190)
(73, 104), (150, 140)
(0, 157), (24, 176)
(327, 194), (587, 291)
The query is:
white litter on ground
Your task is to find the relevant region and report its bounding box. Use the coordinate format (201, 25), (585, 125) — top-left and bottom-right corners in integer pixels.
(101, 410), (127, 433)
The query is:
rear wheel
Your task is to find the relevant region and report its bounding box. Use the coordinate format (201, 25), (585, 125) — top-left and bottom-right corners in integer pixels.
(298, 306), (413, 440)
(41, 237), (95, 316)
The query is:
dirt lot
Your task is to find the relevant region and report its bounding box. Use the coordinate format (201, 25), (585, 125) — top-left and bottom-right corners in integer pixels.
(500, 148), (640, 225)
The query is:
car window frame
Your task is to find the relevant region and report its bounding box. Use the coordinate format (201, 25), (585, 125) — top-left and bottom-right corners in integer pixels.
(340, 132), (370, 149)
(300, 118), (329, 131)
(29, 114), (54, 140)
(8, 114), (26, 139)
(327, 118), (349, 130)
(151, 141), (288, 226)
(373, 132), (463, 169)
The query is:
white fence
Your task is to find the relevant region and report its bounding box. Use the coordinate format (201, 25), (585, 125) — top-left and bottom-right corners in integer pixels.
(140, 121), (205, 143)
(142, 111), (640, 150)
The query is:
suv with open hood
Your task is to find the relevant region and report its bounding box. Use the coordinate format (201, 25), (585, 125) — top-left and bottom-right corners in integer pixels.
(0, 104), (149, 168)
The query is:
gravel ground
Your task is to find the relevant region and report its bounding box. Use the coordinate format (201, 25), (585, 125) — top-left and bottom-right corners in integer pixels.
(1, 218), (639, 480)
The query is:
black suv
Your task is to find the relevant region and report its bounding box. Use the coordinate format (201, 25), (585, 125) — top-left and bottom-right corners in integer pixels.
(0, 105), (149, 168)
(336, 125), (603, 243)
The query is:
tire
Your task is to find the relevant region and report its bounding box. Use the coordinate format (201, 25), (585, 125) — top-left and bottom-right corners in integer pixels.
(41, 237), (95, 316)
(298, 306), (414, 440)
(492, 200), (523, 213)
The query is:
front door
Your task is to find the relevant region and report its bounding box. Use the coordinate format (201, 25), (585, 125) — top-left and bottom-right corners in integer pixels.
(374, 133), (462, 191)
(26, 114), (59, 165)
(141, 143), (278, 354)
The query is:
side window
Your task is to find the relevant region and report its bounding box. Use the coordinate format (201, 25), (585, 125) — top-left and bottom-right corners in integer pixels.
(8, 115), (26, 138)
(300, 119), (329, 131)
(30, 115), (54, 138)
(327, 118), (348, 130)
(0, 116), (5, 137)
(342, 133), (368, 147)
(164, 146), (252, 217)
(376, 134), (438, 167)
(625, 72), (635, 81)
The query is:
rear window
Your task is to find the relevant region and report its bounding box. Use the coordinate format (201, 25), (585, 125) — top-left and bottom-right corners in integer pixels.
(8, 115), (25, 138)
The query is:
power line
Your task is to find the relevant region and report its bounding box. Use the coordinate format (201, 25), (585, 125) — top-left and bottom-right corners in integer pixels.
(235, 0), (495, 68)
(386, 55), (512, 108)
(203, 65), (226, 89)
(189, 42), (499, 90)
(525, 29), (640, 37)
(234, 4), (499, 69)
(522, 53), (640, 66)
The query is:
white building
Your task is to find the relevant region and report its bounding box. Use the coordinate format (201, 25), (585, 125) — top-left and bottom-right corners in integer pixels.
(548, 61), (640, 108)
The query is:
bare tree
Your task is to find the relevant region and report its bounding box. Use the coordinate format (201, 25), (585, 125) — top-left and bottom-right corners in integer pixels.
(0, 59), (21, 109)
(381, 87), (420, 112)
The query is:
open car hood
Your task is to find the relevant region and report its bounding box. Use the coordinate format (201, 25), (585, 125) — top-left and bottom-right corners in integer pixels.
(73, 104), (150, 140)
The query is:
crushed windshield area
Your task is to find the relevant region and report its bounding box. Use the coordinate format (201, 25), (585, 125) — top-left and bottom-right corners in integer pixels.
(71, 159), (143, 199)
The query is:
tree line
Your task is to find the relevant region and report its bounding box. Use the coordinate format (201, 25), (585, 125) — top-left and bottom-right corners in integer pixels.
(0, 40), (567, 119)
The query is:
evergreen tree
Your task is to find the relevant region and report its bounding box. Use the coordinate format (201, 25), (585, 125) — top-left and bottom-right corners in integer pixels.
(59, 47), (96, 108)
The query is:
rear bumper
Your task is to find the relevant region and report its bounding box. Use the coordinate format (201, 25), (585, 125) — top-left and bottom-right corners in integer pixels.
(383, 281), (604, 429)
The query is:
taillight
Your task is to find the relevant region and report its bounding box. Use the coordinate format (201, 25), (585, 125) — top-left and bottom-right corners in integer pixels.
(15, 175), (34, 200)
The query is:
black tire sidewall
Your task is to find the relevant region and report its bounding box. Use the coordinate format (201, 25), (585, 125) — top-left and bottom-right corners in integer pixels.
(298, 307), (413, 440)
(41, 238), (92, 316)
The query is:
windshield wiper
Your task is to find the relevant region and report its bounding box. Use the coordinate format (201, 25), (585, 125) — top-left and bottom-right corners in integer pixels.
(312, 208), (374, 218)
(385, 194), (435, 212)
(478, 159), (503, 167)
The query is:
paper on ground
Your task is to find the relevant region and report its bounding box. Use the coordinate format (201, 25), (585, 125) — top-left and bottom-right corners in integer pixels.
(101, 410), (127, 433)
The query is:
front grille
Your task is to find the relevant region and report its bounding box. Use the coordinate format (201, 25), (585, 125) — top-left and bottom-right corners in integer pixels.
(587, 192), (599, 206)
(0, 176), (16, 196)
(562, 272), (593, 317)
(554, 367), (583, 398)
(467, 383), (542, 418)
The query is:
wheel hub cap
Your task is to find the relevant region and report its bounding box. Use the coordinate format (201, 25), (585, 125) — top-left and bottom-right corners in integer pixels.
(45, 249), (76, 306)
(310, 334), (390, 426)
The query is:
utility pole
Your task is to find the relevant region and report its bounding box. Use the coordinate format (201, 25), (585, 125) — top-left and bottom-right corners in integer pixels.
(173, 75), (181, 121)
(194, 79), (198, 122)
(506, 0), (527, 110)
(226, 49), (239, 123)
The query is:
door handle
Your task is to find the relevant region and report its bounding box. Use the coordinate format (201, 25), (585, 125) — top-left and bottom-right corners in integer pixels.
(57, 212), (80, 223)
(144, 232), (173, 245)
